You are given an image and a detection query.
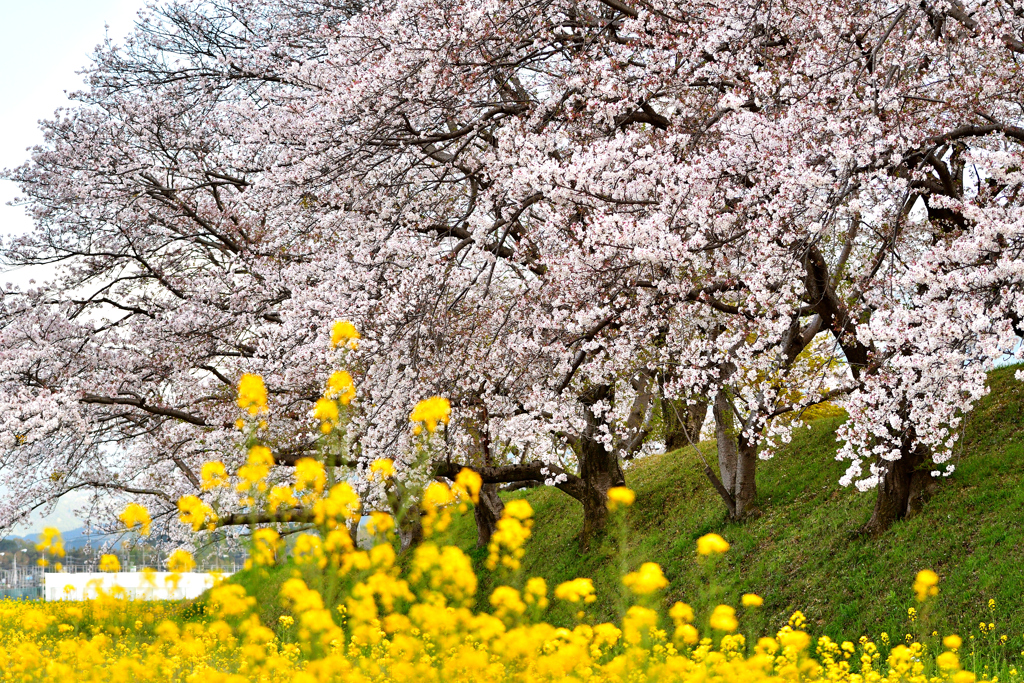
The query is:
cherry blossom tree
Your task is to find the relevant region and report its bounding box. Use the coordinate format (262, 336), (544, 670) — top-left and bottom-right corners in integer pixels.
(2, 0), (1022, 547)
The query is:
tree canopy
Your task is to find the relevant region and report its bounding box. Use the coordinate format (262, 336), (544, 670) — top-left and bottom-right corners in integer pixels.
(2, 0), (1022, 543)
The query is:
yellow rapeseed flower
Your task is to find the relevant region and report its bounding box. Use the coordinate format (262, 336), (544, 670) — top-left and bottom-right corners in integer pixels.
(622, 562), (669, 595)
(118, 503), (152, 536)
(454, 467), (482, 504)
(166, 549), (196, 573)
(606, 486), (635, 510)
(35, 527), (65, 557)
(779, 628), (812, 652)
(250, 528), (282, 568)
(409, 396), (451, 433)
(709, 604), (738, 632)
(331, 320), (361, 348)
(486, 499), (534, 571)
(421, 481), (457, 536)
(524, 577), (549, 609)
(914, 569), (940, 602)
(675, 623), (700, 645)
(944, 634), (963, 650)
(200, 460), (228, 490)
(422, 481), (456, 511)
(177, 495), (217, 532)
(326, 370), (356, 405)
(490, 586), (527, 616)
(504, 499), (533, 520)
(366, 511), (394, 537)
(696, 532), (730, 555)
(313, 397), (340, 433)
(623, 605), (659, 645)
(98, 554), (120, 572)
(0, 528), (1001, 683)
(267, 484), (298, 512)
(937, 651), (961, 671)
(554, 578), (596, 604)
(237, 373), (268, 415)
(313, 482), (361, 527)
(742, 593), (764, 608)
(669, 602), (695, 624)
(294, 458), (327, 494)
(209, 583), (256, 618)
(369, 458), (395, 481)
(21, 609), (53, 632)
(237, 445), (274, 492)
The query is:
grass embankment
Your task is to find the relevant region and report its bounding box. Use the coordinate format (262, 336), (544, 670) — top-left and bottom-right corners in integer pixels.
(233, 366), (1024, 644)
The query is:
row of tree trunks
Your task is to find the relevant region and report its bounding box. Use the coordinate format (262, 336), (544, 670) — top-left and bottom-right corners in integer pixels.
(409, 389), (932, 553)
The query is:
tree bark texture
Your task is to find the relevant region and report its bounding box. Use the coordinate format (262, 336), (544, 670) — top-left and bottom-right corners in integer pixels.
(577, 434), (626, 548)
(714, 391), (738, 494)
(467, 411), (506, 548)
(866, 440), (931, 533)
(473, 483), (504, 548)
(397, 514), (424, 551)
(664, 397), (708, 452)
(712, 389), (759, 519)
(733, 439), (758, 519)
(434, 384), (632, 549)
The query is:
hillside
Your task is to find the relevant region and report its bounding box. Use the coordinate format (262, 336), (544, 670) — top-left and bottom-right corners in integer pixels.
(443, 365), (1024, 640)
(229, 366), (1024, 643)
(14, 528), (99, 551)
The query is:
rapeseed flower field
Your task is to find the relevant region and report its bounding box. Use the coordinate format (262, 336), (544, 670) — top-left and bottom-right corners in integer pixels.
(0, 515), (1007, 682)
(0, 335), (1013, 682)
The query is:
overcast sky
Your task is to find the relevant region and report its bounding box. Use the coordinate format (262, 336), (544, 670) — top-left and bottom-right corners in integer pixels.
(1, 0), (147, 534)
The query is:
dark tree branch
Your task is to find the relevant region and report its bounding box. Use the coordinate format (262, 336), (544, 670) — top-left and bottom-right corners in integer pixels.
(80, 394), (209, 426)
(215, 508), (317, 527)
(435, 459), (585, 500)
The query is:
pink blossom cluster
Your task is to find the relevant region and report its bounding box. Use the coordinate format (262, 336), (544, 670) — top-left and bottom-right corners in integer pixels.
(0, 0), (1021, 535)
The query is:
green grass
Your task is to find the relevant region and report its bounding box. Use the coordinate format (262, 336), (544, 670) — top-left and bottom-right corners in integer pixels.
(226, 365), (1024, 647)
(444, 365), (1024, 643)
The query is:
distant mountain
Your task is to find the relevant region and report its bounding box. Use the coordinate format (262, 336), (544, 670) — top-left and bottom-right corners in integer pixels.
(15, 527), (116, 550)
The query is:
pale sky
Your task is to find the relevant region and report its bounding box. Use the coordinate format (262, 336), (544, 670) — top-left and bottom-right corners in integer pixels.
(1, 0), (148, 534)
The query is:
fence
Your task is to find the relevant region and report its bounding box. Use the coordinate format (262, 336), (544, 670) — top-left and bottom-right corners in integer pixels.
(46, 562), (242, 574)
(1, 562), (239, 600)
(0, 566), (43, 600)
(44, 572), (222, 601)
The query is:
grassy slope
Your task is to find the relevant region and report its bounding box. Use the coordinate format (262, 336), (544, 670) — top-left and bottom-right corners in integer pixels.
(226, 366), (1024, 643)
(445, 365), (1024, 641)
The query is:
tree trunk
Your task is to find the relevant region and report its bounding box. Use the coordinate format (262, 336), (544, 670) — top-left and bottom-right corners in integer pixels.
(711, 389), (760, 519)
(397, 515), (424, 551)
(577, 437), (626, 548)
(866, 441), (928, 533)
(713, 391), (738, 494)
(473, 483), (504, 548)
(664, 397), (708, 452)
(733, 438), (758, 518)
(466, 403), (507, 548)
(388, 481), (425, 552)
(686, 400), (708, 443)
(580, 486), (610, 546)
(348, 518), (363, 549)
(575, 385), (627, 548)
(906, 468), (939, 518)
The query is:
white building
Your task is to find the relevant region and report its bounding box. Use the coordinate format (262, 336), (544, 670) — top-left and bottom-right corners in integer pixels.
(43, 572), (221, 601)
